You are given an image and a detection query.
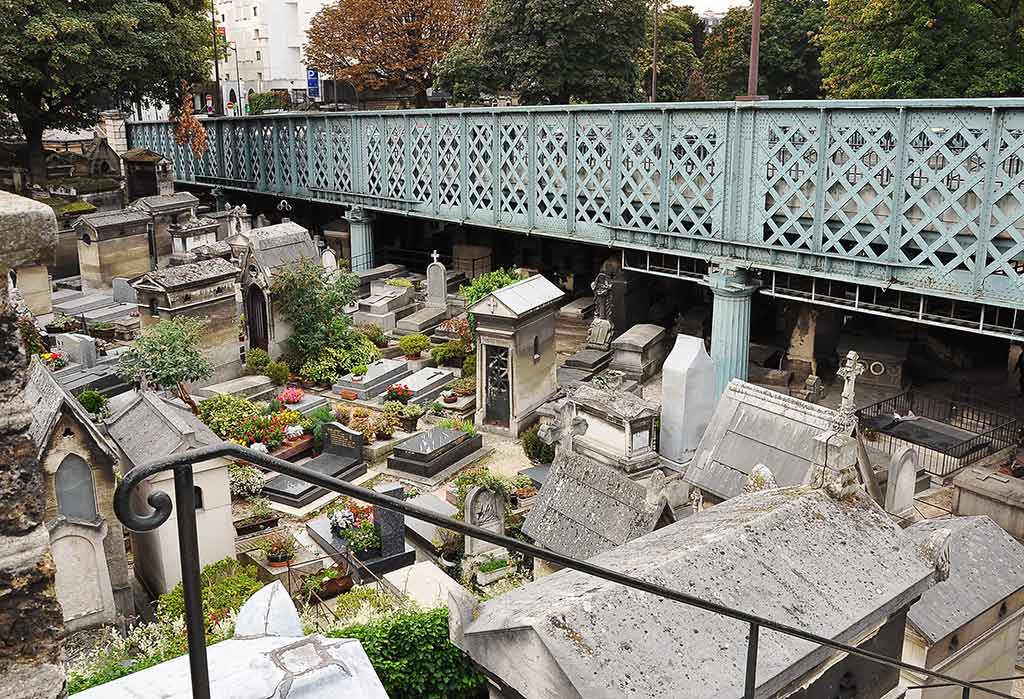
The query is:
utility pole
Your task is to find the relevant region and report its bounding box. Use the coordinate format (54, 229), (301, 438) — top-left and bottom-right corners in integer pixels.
(650, 0), (659, 103)
(231, 42), (242, 116)
(739, 0), (766, 101)
(210, 1), (224, 116)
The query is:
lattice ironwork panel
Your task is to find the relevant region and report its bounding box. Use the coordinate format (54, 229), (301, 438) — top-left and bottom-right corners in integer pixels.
(822, 111), (901, 260)
(898, 111), (990, 288)
(260, 122), (275, 191)
(199, 124), (218, 180)
(467, 119), (494, 213)
(385, 118), (406, 199)
(575, 114), (613, 226)
(536, 114), (569, 230)
(410, 118), (432, 204)
(312, 124), (329, 190)
(754, 111), (820, 250)
(667, 112), (727, 238)
(436, 117), (462, 212)
(248, 123), (262, 188)
(279, 122), (294, 192)
(498, 115), (529, 226)
(331, 121), (352, 192)
(222, 124), (237, 181)
(364, 121), (383, 196)
(981, 112), (1024, 299)
(293, 123), (308, 193)
(618, 113), (661, 231)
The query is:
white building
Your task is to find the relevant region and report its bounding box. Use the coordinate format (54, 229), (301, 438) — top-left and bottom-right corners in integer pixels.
(212, 0), (335, 114)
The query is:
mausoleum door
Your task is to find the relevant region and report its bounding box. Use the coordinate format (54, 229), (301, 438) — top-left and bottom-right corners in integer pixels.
(246, 284), (269, 353)
(484, 345), (511, 428)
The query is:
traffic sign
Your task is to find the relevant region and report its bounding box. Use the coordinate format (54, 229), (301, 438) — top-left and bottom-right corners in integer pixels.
(307, 69), (320, 98)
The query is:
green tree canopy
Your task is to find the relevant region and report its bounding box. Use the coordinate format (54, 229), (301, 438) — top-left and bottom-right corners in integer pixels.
(638, 5), (701, 102)
(436, 0), (648, 104)
(0, 0), (213, 181)
(117, 317), (212, 412)
(269, 259), (359, 364)
(702, 0), (825, 100)
(820, 0), (1024, 98)
(247, 91), (289, 115)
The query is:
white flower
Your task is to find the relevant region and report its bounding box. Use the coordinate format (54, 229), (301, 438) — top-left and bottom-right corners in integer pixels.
(249, 442), (269, 453)
(284, 425), (304, 439)
(329, 508), (355, 532)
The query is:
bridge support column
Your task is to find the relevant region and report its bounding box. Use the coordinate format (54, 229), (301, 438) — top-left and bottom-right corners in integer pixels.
(346, 206), (374, 272)
(708, 265), (758, 400)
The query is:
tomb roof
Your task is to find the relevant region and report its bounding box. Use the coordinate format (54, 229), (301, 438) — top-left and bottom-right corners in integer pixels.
(24, 359), (117, 461)
(134, 257), (238, 290)
(569, 383), (658, 421)
(171, 214), (218, 232)
(467, 274), (564, 319)
(459, 486), (936, 699)
(106, 391), (220, 468)
(121, 147), (167, 163)
(906, 516), (1024, 644)
(134, 191), (198, 212)
(685, 379), (837, 501)
(522, 452), (672, 559)
(246, 221), (317, 278)
(76, 208), (151, 230)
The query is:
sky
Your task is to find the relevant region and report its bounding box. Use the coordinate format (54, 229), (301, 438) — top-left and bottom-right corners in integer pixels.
(674, 0), (748, 12)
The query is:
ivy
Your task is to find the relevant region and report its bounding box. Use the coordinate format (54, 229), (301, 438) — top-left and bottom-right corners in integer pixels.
(328, 608), (486, 699)
(458, 267), (524, 334)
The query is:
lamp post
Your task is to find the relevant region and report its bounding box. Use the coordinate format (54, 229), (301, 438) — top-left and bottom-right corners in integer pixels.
(739, 0), (766, 101)
(230, 42), (242, 115)
(650, 0), (660, 103)
(209, 2), (224, 115)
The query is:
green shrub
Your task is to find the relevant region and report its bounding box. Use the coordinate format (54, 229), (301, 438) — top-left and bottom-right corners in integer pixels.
(300, 335), (381, 384)
(198, 394), (260, 439)
(373, 414), (396, 440)
(462, 353), (476, 377)
(402, 403), (424, 418)
(398, 333), (431, 358)
(382, 400), (404, 417)
(245, 348), (271, 372)
(478, 556), (509, 573)
(429, 401), (445, 415)
(439, 417), (477, 436)
(431, 339), (469, 367)
(76, 389), (108, 415)
(157, 558), (263, 629)
(356, 323), (388, 347)
(300, 405), (335, 447)
(247, 90), (288, 115)
(329, 608), (486, 699)
(265, 360), (290, 385)
(228, 462), (265, 499)
(521, 423), (555, 464)
(384, 277), (413, 288)
(351, 363), (368, 376)
(460, 268), (524, 334)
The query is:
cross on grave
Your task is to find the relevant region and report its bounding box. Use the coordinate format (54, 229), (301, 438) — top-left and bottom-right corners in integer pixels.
(430, 249), (440, 264)
(832, 350), (865, 434)
(537, 398), (588, 463)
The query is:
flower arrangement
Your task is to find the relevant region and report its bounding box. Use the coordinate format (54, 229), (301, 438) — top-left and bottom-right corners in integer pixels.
(277, 386), (305, 404)
(228, 462), (265, 499)
(328, 504), (380, 552)
(260, 534), (297, 565)
(229, 413), (287, 449)
(385, 383), (413, 404)
(277, 409), (302, 426)
(249, 442), (269, 453)
(40, 351), (68, 370)
(284, 424), (305, 440)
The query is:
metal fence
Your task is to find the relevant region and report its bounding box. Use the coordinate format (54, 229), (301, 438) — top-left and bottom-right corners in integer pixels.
(114, 442), (1016, 699)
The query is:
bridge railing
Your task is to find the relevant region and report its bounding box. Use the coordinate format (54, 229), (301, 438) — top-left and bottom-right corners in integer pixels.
(127, 99), (1024, 307)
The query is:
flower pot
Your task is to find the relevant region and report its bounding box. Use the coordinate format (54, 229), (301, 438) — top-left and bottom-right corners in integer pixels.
(404, 354), (421, 361)
(443, 395), (458, 404)
(267, 555), (293, 568)
(352, 375), (364, 383)
(233, 514), (280, 537)
(476, 563), (511, 585)
(399, 415), (419, 432)
(317, 573), (354, 599)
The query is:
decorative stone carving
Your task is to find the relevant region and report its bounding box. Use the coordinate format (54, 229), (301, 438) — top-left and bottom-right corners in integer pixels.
(585, 272), (614, 351)
(464, 486), (506, 557)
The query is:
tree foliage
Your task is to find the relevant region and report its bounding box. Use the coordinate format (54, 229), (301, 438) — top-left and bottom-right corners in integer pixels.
(638, 5), (701, 102)
(0, 0), (213, 179)
(269, 259), (359, 364)
(305, 0), (483, 106)
(247, 91), (288, 115)
(820, 0), (1024, 98)
(435, 0), (648, 104)
(702, 0), (825, 100)
(117, 317), (212, 412)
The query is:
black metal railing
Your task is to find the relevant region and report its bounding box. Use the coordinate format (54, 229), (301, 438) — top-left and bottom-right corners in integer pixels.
(857, 390), (1019, 478)
(113, 443), (1015, 699)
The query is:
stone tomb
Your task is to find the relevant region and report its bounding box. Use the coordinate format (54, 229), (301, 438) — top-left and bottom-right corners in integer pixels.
(352, 282), (415, 332)
(262, 422), (367, 508)
(332, 357), (411, 400)
(307, 482), (416, 583)
(658, 334), (715, 467)
(396, 252), (449, 335)
(387, 427), (484, 480)
(609, 323), (666, 383)
(402, 367), (455, 404)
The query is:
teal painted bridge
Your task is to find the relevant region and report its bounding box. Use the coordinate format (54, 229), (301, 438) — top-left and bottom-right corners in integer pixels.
(128, 99), (1024, 341)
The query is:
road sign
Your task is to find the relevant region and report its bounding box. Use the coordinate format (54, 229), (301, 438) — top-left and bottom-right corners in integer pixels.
(307, 69), (320, 98)
(226, 101), (234, 110)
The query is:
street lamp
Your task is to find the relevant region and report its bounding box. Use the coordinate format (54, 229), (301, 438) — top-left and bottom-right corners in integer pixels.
(738, 0), (766, 101)
(229, 42), (242, 115)
(209, 2), (224, 115)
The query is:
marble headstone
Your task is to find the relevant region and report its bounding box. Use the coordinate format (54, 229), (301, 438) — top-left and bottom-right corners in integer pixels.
(463, 485), (506, 556)
(659, 334), (715, 466)
(55, 332), (98, 369)
(885, 446), (917, 516)
(373, 482), (408, 558)
(111, 277), (138, 305)
(425, 250), (447, 309)
(322, 248), (338, 272)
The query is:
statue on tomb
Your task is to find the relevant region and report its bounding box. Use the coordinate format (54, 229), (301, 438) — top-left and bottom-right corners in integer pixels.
(832, 351), (865, 434)
(585, 272), (615, 350)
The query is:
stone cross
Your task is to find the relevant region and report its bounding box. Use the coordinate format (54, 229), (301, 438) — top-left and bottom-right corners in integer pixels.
(430, 249), (440, 264)
(832, 350), (865, 434)
(537, 397), (588, 462)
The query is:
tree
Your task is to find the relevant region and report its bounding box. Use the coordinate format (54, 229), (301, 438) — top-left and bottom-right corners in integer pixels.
(0, 0), (213, 182)
(247, 91), (288, 115)
(305, 0), (483, 107)
(117, 317), (212, 413)
(820, 0), (1024, 98)
(702, 0), (825, 100)
(435, 0), (648, 105)
(638, 5), (701, 102)
(269, 259), (359, 365)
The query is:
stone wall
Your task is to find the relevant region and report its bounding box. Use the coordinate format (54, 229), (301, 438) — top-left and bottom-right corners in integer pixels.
(0, 192), (66, 699)
(79, 234), (150, 290)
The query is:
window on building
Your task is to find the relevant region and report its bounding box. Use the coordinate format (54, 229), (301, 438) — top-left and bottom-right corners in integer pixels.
(253, 28), (259, 39)
(225, 72), (230, 80)
(257, 72), (262, 81)
(255, 50), (261, 61)
(533, 336), (540, 361)
(194, 486), (205, 510)
(55, 455), (98, 522)
(221, 13), (225, 21)
(253, 5), (258, 16)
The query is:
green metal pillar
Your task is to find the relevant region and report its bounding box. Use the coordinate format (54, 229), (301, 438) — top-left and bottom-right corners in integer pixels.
(346, 206), (374, 272)
(708, 265), (758, 399)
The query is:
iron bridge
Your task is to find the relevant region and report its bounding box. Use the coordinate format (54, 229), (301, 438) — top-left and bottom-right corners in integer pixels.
(127, 99), (1024, 337)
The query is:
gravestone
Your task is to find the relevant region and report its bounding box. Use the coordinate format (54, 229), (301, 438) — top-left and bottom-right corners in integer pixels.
(262, 422), (366, 508)
(353, 285), (416, 331)
(321, 248), (338, 273)
(55, 332), (98, 369)
(111, 277), (138, 305)
(425, 250), (447, 309)
(659, 334), (715, 466)
(387, 427), (484, 480)
(609, 323), (666, 382)
(397, 251), (449, 334)
(586, 271), (614, 351)
(402, 367), (455, 404)
(885, 446), (917, 516)
(464, 485), (506, 556)
(333, 357), (411, 400)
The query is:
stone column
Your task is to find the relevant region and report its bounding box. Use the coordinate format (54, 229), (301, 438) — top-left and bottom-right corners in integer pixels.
(346, 206), (374, 272)
(0, 192), (65, 699)
(708, 265), (758, 399)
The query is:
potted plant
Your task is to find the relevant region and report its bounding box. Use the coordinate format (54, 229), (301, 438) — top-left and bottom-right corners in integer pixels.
(442, 390), (458, 404)
(329, 507), (381, 560)
(277, 386), (305, 405)
(475, 556), (511, 585)
(350, 364), (368, 383)
(300, 565), (353, 602)
(451, 377), (475, 397)
(399, 403), (424, 432)
(385, 383), (413, 404)
(233, 497), (280, 536)
(261, 533), (297, 567)
(433, 527), (462, 568)
(398, 333), (431, 360)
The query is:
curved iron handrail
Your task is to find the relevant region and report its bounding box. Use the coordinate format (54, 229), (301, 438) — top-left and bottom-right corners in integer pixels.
(114, 442), (1011, 699)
